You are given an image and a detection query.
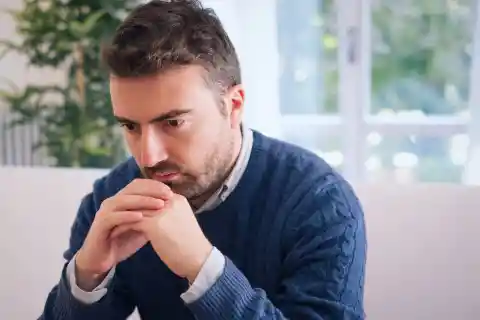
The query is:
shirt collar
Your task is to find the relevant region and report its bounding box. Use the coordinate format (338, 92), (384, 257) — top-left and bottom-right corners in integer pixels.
(196, 125), (253, 213)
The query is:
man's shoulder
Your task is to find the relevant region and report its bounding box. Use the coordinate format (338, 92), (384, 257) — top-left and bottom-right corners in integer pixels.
(90, 157), (140, 203)
(252, 131), (361, 215)
(256, 133), (365, 228)
(253, 130), (342, 187)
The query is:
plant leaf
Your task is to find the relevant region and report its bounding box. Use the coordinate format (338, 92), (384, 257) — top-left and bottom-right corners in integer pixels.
(83, 10), (106, 34)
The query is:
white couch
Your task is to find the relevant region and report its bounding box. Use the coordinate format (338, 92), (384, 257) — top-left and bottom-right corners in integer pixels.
(1, 166), (479, 319)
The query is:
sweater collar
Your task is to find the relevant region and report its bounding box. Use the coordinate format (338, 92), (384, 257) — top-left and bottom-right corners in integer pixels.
(195, 125), (253, 213)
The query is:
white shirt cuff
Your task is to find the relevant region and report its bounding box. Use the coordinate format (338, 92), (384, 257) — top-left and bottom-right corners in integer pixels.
(66, 255), (115, 304)
(180, 246), (225, 304)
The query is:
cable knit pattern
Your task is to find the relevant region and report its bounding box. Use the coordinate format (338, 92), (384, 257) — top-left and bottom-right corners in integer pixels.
(39, 131), (366, 320)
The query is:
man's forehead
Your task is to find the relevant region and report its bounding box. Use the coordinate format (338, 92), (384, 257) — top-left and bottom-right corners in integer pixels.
(109, 65), (208, 85)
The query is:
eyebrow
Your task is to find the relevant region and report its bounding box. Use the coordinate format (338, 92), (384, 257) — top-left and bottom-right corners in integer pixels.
(114, 109), (192, 124)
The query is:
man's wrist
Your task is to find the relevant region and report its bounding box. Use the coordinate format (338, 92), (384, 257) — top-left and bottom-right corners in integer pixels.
(185, 242), (214, 283)
(186, 257), (256, 317)
(67, 256), (114, 304)
(181, 247), (225, 304)
(74, 251), (109, 291)
(75, 265), (109, 291)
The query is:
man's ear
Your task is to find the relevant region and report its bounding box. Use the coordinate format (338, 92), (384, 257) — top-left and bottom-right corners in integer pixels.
(226, 84), (245, 128)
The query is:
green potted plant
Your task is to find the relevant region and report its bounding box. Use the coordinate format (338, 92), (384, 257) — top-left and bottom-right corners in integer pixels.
(0, 0), (138, 168)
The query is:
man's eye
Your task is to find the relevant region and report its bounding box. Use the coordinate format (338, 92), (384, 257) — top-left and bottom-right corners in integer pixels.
(166, 119), (184, 127)
(120, 123), (136, 131)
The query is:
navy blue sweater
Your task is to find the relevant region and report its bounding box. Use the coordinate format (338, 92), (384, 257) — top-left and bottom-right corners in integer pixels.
(40, 131), (366, 320)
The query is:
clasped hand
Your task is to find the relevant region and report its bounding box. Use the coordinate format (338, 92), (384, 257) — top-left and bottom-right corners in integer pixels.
(75, 179), (212, 290)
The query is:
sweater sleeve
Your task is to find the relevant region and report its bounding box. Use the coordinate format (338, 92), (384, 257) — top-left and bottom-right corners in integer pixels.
(38, 189), (136, 320)
(186, 179), (367, 320)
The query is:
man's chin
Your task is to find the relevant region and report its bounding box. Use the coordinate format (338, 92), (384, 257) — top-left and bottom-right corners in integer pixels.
(167, 182), (198, 198)
(144, 174), (207, 202)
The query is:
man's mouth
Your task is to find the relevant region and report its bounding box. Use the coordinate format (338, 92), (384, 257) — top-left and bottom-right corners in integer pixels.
(152, 171), (179, 182)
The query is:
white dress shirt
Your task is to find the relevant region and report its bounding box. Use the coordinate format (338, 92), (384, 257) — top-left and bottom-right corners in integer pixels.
(67, 127), (253, 304)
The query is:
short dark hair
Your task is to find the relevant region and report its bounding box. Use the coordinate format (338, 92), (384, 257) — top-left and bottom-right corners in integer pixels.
(102, 0), (241, 93)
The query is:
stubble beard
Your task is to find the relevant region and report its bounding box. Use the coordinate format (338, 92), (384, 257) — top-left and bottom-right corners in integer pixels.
(140, 134), (235, 209)
(181, 135), (236, 207)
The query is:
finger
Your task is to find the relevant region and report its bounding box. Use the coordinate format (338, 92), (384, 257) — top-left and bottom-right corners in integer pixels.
(115, 232), (148, 260)
(109, 208), (163, 238)
(107, 195), (165, 211)
(102, 210), (143, 231)
(140, 209), (163, 218)
(120, 178), (173, 200)
(110, 225), (130, 239)
(110, 222), (143, 239)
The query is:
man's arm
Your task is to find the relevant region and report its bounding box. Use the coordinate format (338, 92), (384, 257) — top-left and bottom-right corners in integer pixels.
(180, 247), (226, 303)
(39, 190), (136, 320)
(65, 247), (225, 306)
(66, 256), (116, 304)
(186, 179), (367, 320)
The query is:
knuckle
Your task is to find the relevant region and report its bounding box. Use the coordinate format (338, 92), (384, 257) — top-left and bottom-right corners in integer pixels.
(101, 197), (113, 207)
(174, 193), (186, 202)
(132, 178), (145, 186)
(99, 196), (115, 212)
(124, 178), (141, 190)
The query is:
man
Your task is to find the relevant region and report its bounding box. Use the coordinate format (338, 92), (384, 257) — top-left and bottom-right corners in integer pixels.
(40, 0), (367, 319)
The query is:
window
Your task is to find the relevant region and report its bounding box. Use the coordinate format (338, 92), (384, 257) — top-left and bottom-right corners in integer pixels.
(277, 0), (338, 115)
(277, 0), (480, 184)
(366, 133), (469, 183)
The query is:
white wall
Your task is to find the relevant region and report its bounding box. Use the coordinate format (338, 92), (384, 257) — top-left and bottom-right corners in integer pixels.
(1, 166), (479, 319)
(357, 184), (480, 319)
(0, 167), (108, 319)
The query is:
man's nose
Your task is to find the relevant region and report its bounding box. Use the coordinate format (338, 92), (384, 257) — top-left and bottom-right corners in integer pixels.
(140, 130), (168, 167)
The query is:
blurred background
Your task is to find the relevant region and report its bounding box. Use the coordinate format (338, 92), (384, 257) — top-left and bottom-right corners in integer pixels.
(1, 0), (480, 186)
(2, 2), (480, 319)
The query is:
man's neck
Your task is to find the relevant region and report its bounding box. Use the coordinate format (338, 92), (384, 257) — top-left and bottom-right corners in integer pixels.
(189, 128), (243, 210)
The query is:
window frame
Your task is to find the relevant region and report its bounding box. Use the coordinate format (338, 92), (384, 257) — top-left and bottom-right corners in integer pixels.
(282, 0), (478, 184)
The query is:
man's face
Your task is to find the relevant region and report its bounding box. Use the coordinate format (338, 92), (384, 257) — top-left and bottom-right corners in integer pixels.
(110, 65), (244, 203)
